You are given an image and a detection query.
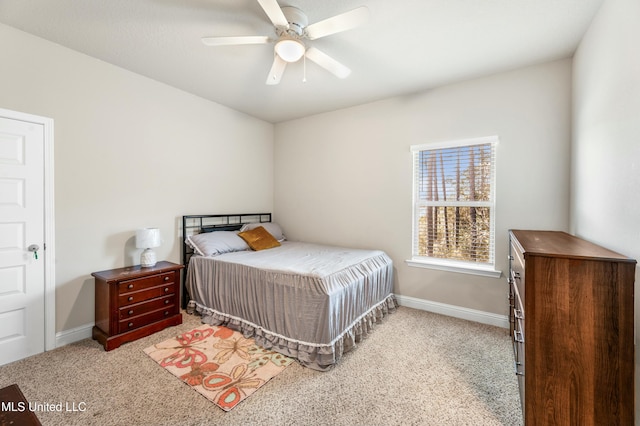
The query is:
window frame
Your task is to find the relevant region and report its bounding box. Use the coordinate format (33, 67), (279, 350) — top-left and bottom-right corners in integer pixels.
(407, 136), (501, 278)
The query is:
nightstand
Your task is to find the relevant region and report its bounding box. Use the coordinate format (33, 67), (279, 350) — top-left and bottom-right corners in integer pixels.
(91, 261), (183, 351)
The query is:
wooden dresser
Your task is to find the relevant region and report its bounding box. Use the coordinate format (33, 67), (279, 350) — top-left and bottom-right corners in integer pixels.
(508, 230), (635, 425)
(92, 261), (183, 351)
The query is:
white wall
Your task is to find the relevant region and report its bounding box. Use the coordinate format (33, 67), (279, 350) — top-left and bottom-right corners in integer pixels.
(572, 0), (640, 257)
(275, 59), (572, 317)
(0, 23), (274, 333)
(571, 0), (640, 405)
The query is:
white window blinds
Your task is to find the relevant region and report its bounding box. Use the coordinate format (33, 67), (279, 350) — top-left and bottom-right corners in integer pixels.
(411, 136), (498, 267)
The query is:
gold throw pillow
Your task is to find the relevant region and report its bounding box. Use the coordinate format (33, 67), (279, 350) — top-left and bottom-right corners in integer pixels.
(238, 226), (281, 251)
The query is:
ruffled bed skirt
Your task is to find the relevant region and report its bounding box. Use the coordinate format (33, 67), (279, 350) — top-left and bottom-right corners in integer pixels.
(187, 294), (398, 371)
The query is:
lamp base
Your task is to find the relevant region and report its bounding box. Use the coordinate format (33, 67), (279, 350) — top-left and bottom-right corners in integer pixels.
(140, 248), (157, 268)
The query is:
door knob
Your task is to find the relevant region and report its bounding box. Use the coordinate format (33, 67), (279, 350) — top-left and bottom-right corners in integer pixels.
(28, 244), (40, 260)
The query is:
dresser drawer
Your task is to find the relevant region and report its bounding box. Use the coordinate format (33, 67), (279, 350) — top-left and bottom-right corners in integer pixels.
(510, 241), (525, 309)
(510, 239), (525, 271)
(118, 271), (176, 295)
(513, 315), (526, 417)
(118, 283), (176, 307)
(511, 274), (525, 321)
(513, 316), (525, 360)
(118, 294), (175, 320)
(118, 307), (176, 334)
(508, 279), (515, 336)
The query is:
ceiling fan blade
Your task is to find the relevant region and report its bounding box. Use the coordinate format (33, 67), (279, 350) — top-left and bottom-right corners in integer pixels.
(305, 6), (369, 40)
(257, 0), (289, 28)
(266, 55), (287, 85)
(305, 47), (351, 79)
(201, 36), (269, 46)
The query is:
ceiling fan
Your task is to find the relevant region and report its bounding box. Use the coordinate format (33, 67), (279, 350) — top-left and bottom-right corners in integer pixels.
(201, 0), (369, 85)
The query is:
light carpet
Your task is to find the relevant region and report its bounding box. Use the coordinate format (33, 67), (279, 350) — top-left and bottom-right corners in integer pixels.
(0, 306), (523, 425)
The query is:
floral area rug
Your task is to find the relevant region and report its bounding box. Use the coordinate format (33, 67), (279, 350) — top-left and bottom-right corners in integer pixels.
(144, 324), (293, 411)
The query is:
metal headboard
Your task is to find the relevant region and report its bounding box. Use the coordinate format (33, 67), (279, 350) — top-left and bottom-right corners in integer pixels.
(181, 213), (272, 308)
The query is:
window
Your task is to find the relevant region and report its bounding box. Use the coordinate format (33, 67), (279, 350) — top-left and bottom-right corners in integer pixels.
(408, 136), (499, 277)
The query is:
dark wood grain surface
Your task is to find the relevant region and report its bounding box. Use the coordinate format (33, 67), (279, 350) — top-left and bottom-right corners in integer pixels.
(509, 230), (635, 425)
(0, 384), (42, 426)
(91, 261), (183, 351)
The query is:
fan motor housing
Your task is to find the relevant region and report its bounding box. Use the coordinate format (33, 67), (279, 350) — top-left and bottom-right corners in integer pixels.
(281, 6), (308, 36)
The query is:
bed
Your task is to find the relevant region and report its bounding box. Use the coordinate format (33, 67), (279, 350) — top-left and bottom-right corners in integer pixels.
(182, 213), (397, 371)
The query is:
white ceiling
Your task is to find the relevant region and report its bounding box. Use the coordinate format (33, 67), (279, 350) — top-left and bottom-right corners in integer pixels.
(0, 0), (603, 123)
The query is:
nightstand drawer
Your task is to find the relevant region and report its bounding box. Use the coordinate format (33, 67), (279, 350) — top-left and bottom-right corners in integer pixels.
(118, 283), (176, 307)
(118, 307), (175, 334)
(118, 295), (175, 320)
(118, 271), (176, 295)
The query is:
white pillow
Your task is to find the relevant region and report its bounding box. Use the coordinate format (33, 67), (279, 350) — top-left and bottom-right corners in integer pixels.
(239, 222), (285, 241)
(185, 231), (249, 256)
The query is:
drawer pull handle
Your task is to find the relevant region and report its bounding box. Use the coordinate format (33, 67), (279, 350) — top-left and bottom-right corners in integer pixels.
(128, 310), (134, 315)
(164, 276), (170, 281)
(128, 322), (134, 328)
(513, 357), (525, 375)
(164, 287), (169, 293)
(165, 299), (170, 305)
(164, 311), (169, 316)
(128, 296), (134, 302)
(514, 330), (525, 343)
(128, 284), (134, 289)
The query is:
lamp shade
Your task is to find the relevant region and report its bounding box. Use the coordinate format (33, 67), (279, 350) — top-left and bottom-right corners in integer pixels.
(136, 228), (161, 249)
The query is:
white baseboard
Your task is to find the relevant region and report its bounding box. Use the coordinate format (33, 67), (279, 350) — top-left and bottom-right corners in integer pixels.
(55, 323), (94, 348)
(394, 294), (509, 329)
(51, 296), (508, 347)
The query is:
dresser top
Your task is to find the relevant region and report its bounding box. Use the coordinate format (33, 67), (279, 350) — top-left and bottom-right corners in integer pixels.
(510, 230), (636, 263)
(91, 261), (183, 282)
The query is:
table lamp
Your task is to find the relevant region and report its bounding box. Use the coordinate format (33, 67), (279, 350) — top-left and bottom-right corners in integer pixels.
(136, 228), (161, 267)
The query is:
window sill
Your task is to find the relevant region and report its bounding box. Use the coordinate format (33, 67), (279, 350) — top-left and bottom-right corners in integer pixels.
(405, 258), (502, 278)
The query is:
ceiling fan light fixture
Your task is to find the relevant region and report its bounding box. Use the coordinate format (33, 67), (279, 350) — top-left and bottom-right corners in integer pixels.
(275, 38), (305, 63)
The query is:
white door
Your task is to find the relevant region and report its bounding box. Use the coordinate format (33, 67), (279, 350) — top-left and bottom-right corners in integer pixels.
(0, 116), (46, 365)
